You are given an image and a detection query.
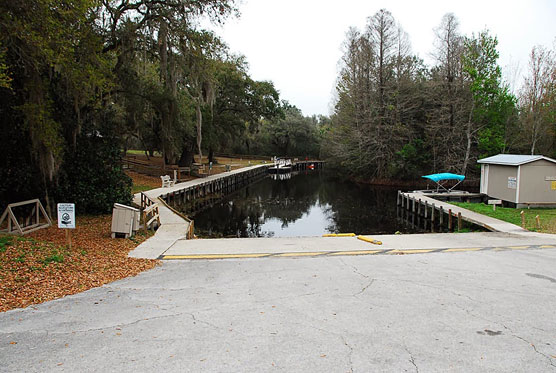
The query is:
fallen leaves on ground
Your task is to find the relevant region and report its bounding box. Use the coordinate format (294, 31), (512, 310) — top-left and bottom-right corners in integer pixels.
(127, 170), (161, 188)
(0, 215), (158, 312)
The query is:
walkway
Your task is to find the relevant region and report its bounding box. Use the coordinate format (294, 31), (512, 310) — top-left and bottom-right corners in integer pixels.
(129, 164), (268, 259)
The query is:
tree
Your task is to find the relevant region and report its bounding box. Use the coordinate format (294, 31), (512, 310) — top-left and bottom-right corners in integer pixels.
(0, 0), (243, 213)
(519, 45), (555, 155)
(206, 58), (282, 159)
(250, 103), (320, 158)
(461, 30), (516, 173)
(427, 13), (470, 173)
(325, 9), (426, 179)
(0, 0), (115, 212)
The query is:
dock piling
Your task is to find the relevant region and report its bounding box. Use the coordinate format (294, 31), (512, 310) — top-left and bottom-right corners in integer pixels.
(439, 206), (444, 227)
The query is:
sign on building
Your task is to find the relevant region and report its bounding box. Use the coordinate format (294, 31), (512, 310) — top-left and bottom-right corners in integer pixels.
(57, 203), (75, 229)
(507, 177), (517, 189)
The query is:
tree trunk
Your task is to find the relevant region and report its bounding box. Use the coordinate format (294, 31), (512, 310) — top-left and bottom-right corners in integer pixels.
(462, 101), (475, 175)
(208, 147), (215, 164)
(178, 146), (194, 167)
(196, 102), (203, 163)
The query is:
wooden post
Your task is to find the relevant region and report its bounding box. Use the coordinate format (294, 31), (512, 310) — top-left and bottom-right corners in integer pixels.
(397, 191), (401, 206)
(412, 198), (416, 213)
(439, 206), (444, 227)
(448, 209), (453, 232)
(520, 211), (525, 229)
(424, 201), (428, 218)
(65, 229), (72, 249)
(431, 204), (435, 223)
(457, 212), (462, 231)
(417, 199), (421, 216)
(536, 215), (541, 230)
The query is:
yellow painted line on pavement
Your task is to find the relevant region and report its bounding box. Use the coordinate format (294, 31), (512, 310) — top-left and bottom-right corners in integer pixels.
(328, 250), (382, 256)
(163, 253), (271, 260)
(160, 244), (555, 260)
(389, 249), (435, 255)
(275, 252), (327, 257)
(444, 247), (482, 253)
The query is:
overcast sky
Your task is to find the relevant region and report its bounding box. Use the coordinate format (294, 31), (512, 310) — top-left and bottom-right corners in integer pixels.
(208, 0), (556, 117)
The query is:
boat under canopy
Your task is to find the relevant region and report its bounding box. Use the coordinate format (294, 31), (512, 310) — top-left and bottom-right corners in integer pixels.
(422, 173), (465, 192)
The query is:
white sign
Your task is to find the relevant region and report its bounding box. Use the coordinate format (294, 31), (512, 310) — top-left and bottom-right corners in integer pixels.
(545, 176), (556, 181)
(57, 203), (75, 229)
(488, 200), (502, 205)
(508, 177), (517, 189)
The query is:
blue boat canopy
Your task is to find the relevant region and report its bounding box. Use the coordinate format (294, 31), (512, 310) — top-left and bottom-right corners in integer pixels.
(422, 173), (465, 182)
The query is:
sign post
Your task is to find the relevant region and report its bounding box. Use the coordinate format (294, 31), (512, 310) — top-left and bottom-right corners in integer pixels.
(488, 199), (502, 211)
(57, 203), (75, 248)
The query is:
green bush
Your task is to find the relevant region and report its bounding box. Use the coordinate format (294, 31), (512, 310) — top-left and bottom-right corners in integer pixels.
(54, 121), (132, 214)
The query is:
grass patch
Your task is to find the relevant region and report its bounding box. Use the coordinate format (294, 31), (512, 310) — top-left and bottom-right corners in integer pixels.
(39, 250), (65, 265)
(0, 236), (13, 253)
(131, 184), (154, 194)
(450, 202), (556, 233)
(126, 149), (162, 157)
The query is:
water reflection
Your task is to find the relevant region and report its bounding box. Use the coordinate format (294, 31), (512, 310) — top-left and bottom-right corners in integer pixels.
(270, 173), (292, 181)
(189, 171), (424, 238)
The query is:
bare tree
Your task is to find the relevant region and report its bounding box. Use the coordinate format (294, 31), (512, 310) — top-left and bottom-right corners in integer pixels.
(428, 13), (471, 173)
(519, 45), (555, 154)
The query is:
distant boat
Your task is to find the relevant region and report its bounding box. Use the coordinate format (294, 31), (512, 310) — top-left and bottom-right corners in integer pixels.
(268, 158), (292, 174)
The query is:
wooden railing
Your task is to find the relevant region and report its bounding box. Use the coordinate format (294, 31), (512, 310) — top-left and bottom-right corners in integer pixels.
(123, 158), (190, 179)
(157, 197), (195, 239)
(140, 192), (160, 231)
(0, 199), (52, 235)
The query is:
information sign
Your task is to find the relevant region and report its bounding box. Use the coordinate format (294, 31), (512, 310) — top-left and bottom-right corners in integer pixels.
(57, 203), (75, 229)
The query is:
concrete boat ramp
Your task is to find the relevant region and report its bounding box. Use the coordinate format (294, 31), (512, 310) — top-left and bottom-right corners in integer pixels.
(129, 167), (555, 260)
(144, 232), (556, 260)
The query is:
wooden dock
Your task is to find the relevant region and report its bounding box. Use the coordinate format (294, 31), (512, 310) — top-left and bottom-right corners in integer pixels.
(398, 191), (527, 233)
(130, 164), (270, 258)
(292, 160), (325, 171)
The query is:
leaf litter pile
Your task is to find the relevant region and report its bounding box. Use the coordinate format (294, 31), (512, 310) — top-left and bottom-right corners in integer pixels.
(0, 215), (158, 312)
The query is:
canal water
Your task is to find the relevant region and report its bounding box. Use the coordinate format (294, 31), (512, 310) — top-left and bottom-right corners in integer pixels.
(189, 170), (425, 238)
